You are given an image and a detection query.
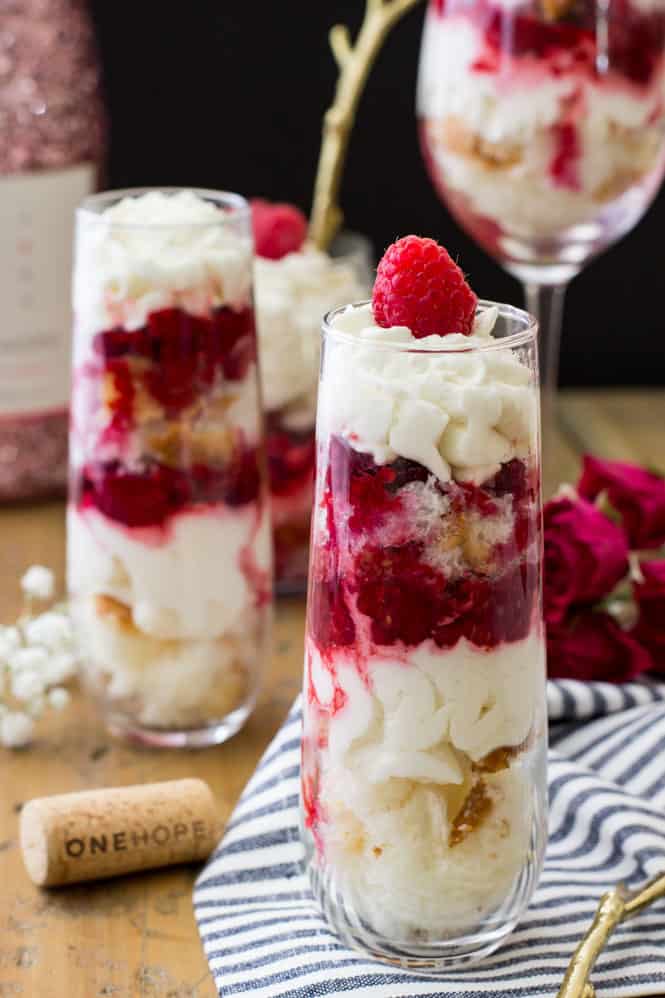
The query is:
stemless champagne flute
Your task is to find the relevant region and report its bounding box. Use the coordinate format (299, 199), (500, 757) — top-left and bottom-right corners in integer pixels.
(301, 299), (547, 968)
(417, 0), (665, 398)
(67, 188), (272, 747)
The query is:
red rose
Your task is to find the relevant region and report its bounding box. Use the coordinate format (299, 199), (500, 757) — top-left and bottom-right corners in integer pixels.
(544, 495), (629, 626)
(633, 560), (665, 670)
(578, 455), (665, 550)
(547, 611), (653, 683)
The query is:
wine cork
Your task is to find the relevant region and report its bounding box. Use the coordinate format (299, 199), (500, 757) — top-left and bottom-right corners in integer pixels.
(20, 779), (221, 887)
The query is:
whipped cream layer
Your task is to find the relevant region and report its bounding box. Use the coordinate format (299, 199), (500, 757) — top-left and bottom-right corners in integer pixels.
(68, 505), (270, 641)
(255, 247), (366, 413)
(308, 632), (542, 766)
(322, 302), (537, 484)
(73, 190), (253, 347)
(305, 631), (545, 934)
(418, 13), (665, 239)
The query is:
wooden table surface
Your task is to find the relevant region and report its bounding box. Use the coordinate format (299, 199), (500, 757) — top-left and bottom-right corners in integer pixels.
(0, 389), (663, 998)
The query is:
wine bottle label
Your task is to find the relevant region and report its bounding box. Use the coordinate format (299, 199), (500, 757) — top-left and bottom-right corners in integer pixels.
(0, 164), (94, 417)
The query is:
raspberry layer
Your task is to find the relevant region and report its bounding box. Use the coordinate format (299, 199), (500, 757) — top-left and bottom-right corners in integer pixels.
(74, 451), (262, 529)
(266, 411), (316, 591)
(92, 305), (256, 418)
(434, 0), (665, 87)
(309, 438), (538, 653)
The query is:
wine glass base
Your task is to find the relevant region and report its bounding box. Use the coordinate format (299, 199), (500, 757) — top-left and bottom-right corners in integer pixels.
(104, 701), (253, 749)
(343, 922), (519, 973)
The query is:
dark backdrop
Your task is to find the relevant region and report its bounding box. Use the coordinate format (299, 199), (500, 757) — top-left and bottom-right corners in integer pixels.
(90, 1), (665, 388)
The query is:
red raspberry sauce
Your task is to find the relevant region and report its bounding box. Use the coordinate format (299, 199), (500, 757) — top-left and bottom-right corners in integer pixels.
(74, 449), (262, 530)
(307, 436), (540, 655)
(93, 304), (256, 421)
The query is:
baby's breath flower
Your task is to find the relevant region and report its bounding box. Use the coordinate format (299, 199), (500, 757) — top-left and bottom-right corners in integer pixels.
(1, 567), (78, 750)
(8, 646), (50, 674)
(20, 565), (55, 601)
(11, 668), (46, 703)
(0, 711), (34, 748)
(48, 688), (70, 711)
(43, 652), (78, 686)
(0, 626), (21, 663)
(24, 611), (73, 651)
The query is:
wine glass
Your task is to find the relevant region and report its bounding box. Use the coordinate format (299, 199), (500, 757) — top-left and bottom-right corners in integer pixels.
(417, 0), (665, 408)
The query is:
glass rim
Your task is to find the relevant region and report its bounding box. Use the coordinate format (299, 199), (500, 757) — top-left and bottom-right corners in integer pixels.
(322, 300), (538, 353)
(77, 186), (251, 227)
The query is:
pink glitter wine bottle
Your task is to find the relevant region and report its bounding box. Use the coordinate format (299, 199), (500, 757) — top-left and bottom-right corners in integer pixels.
(0, 0), (105, 501)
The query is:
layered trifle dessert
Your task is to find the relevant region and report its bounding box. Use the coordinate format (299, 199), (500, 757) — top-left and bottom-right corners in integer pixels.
(301, 236), (547, 963)
(252, 199), (368, 593)
(418, 0), (665, 266)
(67, 189), (272, 745)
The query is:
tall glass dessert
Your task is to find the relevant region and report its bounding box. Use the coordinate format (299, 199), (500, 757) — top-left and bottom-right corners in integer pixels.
(301, 236), (547, 967)
(252, 199), (369, 594)
(68, 189), (272, 747)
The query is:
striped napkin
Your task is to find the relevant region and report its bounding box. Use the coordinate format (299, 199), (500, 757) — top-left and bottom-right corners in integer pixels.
(195, 679), (665, 998)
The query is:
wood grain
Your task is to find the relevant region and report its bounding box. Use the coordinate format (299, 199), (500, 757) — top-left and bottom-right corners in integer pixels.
(559, 389), (665, 473)
(0, 391), (655, 996)
(0, 526), (304, 998)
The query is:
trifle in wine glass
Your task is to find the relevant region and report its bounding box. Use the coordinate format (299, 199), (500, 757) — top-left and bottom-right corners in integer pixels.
(417, 0), (665, 392)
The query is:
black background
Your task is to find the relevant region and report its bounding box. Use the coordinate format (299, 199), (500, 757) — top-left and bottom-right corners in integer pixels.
(90, 1), (665, 388)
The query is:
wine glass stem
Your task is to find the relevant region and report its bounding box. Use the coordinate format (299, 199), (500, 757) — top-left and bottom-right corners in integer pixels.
(524, 279), (567, 450)
(524, 281), (566, 394)
(524, 281), (567, 491)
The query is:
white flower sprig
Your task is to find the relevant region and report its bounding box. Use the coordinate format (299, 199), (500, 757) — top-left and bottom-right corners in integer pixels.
(0, 566), (78, 749)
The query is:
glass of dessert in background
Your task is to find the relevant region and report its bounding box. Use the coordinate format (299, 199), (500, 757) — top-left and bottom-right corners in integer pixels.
(417, 0), (665, 405)
(252, 199), (371, 595)
(67, 188), (272, 748)
(301, 237), (547, 968)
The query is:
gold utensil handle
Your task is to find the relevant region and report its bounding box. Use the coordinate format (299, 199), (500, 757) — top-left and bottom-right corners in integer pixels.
(556, 871), (665, 998)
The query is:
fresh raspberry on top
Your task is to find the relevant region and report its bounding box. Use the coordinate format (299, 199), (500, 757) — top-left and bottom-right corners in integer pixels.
(372, 235), (477, 338)
(250, 198), (308, 260)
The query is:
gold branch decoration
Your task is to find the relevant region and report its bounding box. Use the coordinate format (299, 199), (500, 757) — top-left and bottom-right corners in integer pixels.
(556, 869), (665, 998)
(309, 0), (424, 251)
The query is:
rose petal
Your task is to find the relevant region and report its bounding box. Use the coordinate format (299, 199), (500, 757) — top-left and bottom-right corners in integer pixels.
(579, 456), (665, 551)
(548, 610), (653, 684)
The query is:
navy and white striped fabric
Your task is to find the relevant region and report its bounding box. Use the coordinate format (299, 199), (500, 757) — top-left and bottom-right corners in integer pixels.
(195, 679), (665, 998)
